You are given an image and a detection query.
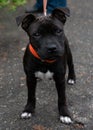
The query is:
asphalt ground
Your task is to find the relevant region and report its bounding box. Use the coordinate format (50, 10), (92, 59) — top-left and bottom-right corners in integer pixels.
(0, 0), (93, 130)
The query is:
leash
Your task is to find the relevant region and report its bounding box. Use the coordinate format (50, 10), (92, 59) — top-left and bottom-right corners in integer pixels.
(43, 0), (47, 16)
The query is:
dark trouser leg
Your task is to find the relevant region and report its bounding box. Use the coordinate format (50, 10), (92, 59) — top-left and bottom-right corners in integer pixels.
(25, 0), (43, 13)
(47, 0), (67, 13)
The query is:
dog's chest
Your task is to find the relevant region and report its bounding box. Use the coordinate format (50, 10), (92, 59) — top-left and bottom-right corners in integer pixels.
(35, 70), (54, 80)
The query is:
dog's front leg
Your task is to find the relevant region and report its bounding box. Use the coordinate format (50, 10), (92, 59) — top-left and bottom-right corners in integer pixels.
(54, 75), (73, 124)
(21, 76), (37, 119)
(65, 40), (76, 85)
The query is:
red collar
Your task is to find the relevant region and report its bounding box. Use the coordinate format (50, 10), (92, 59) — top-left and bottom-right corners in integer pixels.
(29, 44), (56, 63)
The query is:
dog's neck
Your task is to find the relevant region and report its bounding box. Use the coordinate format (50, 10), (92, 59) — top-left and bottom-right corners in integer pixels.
(29, 44), (56, 63)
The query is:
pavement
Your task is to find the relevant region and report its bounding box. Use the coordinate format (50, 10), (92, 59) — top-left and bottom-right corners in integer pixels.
(0, 0), (93, 130)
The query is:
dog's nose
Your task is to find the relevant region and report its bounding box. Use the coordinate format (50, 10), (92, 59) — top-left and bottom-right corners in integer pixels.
(47, 45), (57, 53)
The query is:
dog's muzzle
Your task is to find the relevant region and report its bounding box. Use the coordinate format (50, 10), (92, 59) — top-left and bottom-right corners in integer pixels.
(29, 44), (56, 63)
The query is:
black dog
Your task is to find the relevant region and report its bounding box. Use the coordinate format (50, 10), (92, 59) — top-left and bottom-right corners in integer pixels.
(16, 8), (76, 124)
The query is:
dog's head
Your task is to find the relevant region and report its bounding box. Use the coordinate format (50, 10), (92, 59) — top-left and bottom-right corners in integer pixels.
(16, 8), (70, 61)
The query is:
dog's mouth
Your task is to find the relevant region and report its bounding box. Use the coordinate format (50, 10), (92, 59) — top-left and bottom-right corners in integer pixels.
(39, 52), (63, 61)
(44, 57), (56, 62)
(46, 54), (59, 60)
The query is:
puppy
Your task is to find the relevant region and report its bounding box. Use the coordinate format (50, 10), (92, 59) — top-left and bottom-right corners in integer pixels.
(16, 8), (76, 124)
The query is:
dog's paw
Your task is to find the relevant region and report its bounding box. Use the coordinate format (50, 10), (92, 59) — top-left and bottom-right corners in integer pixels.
(21, 112), (32, 119)
(67, 79), (75, 85)
(60, 116), (73, 124)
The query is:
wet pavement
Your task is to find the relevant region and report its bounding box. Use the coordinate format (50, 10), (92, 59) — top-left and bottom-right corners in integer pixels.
(0, 0), (93, 129)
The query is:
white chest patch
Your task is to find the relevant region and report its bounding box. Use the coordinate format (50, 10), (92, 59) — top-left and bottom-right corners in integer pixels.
(35, 70), (54, 80)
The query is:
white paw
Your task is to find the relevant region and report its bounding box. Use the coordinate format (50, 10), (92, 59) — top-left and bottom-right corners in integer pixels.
(21, 112), (32, 119)
(68, 79), (75, 85)
(60, 116), (73, 124)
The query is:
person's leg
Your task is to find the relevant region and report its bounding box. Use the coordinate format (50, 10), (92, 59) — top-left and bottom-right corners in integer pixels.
(26, 0), (67, 14)
(47, 0), (67, 13)
(34, 0), (43, 9)
(26, 0), (43, 13)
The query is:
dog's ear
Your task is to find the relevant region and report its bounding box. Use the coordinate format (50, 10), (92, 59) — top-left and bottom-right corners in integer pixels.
(52, 7), (70, 24)
(16, 14), (36, 31)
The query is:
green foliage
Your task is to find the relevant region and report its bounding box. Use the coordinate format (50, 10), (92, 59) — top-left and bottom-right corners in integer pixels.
(0, 0), (9, 6)
(0, 0), (26, 9)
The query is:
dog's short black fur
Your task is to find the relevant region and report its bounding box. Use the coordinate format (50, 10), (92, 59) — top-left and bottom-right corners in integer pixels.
(16, 8), (76, 124)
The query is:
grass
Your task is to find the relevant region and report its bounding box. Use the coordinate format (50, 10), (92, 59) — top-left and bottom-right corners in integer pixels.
(0, 0), (26, 10)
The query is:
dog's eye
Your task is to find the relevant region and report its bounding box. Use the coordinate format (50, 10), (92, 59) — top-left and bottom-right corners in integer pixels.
(33, 32), (41, 38)
(55, 29), (63, 35)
